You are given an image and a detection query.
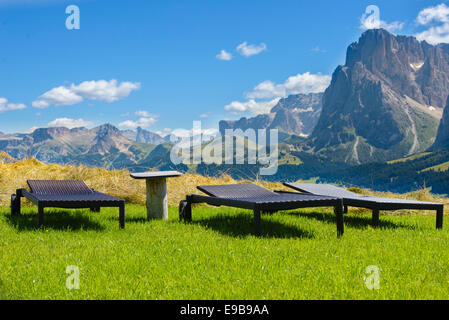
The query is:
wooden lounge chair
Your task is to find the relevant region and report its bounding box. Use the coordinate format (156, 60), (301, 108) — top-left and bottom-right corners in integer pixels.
(10, 180), (125, 228)
(178, 183), (345, 237)
(284, 183), (444, 229)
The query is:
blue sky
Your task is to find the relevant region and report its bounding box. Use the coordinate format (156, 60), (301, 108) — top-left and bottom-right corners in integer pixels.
(0, 0), (448, 135)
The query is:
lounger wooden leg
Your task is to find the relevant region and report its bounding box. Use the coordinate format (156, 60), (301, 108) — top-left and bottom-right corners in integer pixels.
(119, 203), (125, 229)
(254, 209), (261, 236)
(344, 205), (348, 214)
(11, 189), (22, 216)
(184, 201), (192, 222)
(181, 196), (192, 222)
(10, 194), (16, 216)
(335, 202), (344, 238)
(38, 205), (44, 228)
(372, 209), (380, 228)
(437, 207), (444, 230)
(179, 200), (192, 222)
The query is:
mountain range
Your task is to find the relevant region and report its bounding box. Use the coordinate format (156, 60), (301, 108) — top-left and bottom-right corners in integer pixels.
(2, 29), (449, 194)
(0, 124), (158, 169)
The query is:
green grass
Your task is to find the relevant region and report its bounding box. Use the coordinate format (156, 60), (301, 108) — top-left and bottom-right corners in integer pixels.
(387, 152), (432, 164)
(421, 161), (449, 173)
(1, 205), (448, 300)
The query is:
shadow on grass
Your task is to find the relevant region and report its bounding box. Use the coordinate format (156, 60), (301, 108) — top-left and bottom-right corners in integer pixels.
(119, 216), (149, 224)
(286, 211), (417, 231)
(6, 210), (105, 232)
(192, 213), (315, 239)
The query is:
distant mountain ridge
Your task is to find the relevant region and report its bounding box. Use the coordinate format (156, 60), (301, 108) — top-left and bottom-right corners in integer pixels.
(219, 92), (323, 137)
(121, 127), (166, 145)
(0, 124), (159, 168)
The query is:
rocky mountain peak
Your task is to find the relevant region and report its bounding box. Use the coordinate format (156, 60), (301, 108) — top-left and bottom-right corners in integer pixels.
(94, 123), (122, 139)
(32, 127), (70, 143)
(309, 29), (446, 164)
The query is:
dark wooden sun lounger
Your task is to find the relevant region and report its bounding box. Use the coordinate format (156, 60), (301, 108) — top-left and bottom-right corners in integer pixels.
(284, 183), (444, 229)
(179, 184), (345, 237)
(10, 180), (125, 228)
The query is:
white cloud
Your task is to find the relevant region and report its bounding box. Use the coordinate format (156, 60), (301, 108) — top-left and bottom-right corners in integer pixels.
(72, 80), (141, 103)
(225, 72), (330, 115)
(416, 4), (449, 44)
(135, 110), (158, 118)
(32, 79), (141, 109)
(48, 118), (94, 129)
(417, 3), (449, 25)
(119, 110), (159, 129)
(361, 19), (404, 33)
(246, 72), (331, 99)
(360, 5), (404, 33)
(0, 97), (27, 113)
(236, 42), (267, 57)
(246, 81), (286, 99)
(118, 117), (157, 129)
(32, 86), (83, 108)
(216, 50), (233, 61)
(225, 98), (280, 115)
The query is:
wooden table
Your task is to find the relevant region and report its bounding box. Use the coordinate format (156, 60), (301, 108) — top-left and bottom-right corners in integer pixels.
(130, 171), (183, 220)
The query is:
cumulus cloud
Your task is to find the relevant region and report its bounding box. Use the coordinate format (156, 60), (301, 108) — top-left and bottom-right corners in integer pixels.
(224, 72), (330, 115)
(0, 97), (27, 113)
(32, 79), (141, 109)
(216, 50), (233, 61)
(360, 5), (404, 33)
(48, 118), (94, 129)
(236, 42), (267, 57)
(246, 72), (331, 100)
(135, 110), (157, 118)
(118, 117), (157, 129)
(118, 110), (159, 129)
(225, 98), (280, 115)
(32, 86), (83, 108)
(415, 3), (449, 44)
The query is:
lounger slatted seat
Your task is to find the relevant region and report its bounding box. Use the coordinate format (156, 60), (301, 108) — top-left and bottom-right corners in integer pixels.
(10, 180), (125, 228)
(284, 183), (444, 229)
(179, 184), (345, 237)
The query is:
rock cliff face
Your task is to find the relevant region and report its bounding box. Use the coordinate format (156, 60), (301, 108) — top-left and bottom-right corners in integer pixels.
(122, 127), (165, 145)
(432, 96), (449, 150)
(309, 29), (446, 164)
(219, 93), (323, 137)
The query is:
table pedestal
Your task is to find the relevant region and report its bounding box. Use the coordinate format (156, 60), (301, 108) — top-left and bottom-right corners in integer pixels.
(146, 178), (168, 220)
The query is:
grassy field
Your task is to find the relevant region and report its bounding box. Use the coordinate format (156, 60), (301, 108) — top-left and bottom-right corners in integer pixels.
(1, 204), (449, 300)
(1, 154), (449, 300)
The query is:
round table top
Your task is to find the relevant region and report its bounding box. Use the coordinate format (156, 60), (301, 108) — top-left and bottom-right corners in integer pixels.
(130, 171), (183, 180)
